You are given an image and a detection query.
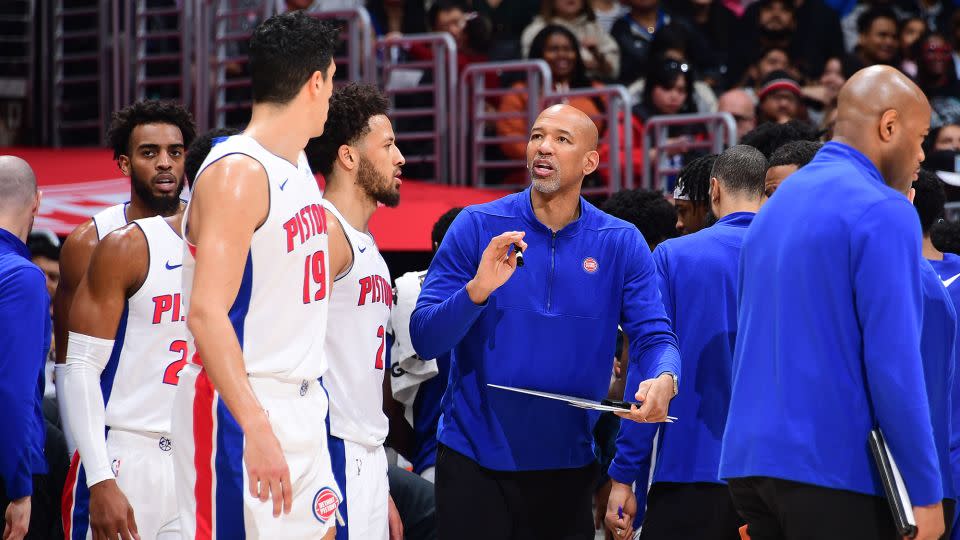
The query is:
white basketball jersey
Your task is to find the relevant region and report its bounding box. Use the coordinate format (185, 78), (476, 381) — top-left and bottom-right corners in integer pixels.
(92, 203), (128, 241)
(102, 216), (186, 434)
(182, 135), (330, 380)
(322, 200), (392, 447)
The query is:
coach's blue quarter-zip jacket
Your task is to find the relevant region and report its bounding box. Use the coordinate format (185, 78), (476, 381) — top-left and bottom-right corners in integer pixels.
(720, 142), (943, 506)
(0, 228), (50, 500)
(410, 188), (681, 471)
(610, 212), (754, 487)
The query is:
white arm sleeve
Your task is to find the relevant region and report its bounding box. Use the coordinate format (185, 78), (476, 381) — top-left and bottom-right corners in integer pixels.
(62, 332), (115, 488)
(54, 363), (77, 456)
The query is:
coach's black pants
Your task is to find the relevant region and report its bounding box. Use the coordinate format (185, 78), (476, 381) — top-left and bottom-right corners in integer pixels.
(640, 481), (744, 540)
(728, 476), (960, 540)
(435, 444), (597, 540)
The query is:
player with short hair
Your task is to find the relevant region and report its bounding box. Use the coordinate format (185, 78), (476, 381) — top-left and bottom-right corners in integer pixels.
(607, 145), (768, 539)
(309, 82), (405, 540)
(53, 100), (195, 453)
(170, 12), (342, 539)
(914, 170), (960, 294)
(763, 140), (823, 198)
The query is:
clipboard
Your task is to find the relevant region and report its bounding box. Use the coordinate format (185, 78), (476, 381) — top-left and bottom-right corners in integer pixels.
(488, 384), (677, 422)
(869, 429), (918, 538)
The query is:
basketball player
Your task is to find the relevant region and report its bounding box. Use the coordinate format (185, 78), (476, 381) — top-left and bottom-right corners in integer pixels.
(54, 100), (195, 449)
(170, 12), (341, 539)
(60, 208), (186, 540)
(310, 83), (404, 539)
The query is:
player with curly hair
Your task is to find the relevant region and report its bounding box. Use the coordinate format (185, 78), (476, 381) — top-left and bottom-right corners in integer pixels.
(56, 98), (196, 539)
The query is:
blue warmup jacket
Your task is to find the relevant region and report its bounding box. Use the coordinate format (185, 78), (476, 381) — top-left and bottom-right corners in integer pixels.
(720, 142), (943, 505)
(611, 212), (753, 487)
(931, 253), (960, 310)
(920, 259), (958, 501)
(410, 189), (681, 471)
(0, 228), (50, 500)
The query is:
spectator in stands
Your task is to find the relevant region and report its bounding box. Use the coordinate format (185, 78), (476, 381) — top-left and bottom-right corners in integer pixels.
(470, 0), (541, 60)
(926, 122), (960, 152)
(673, 153), (716, 235)
(610, 0), (677, 85)
(847, 7), (899, 71)
(591, 0), (630, 32)
(718, 89), (758, 139)
(952, 11), (960, 79)
(421, 1), (495, 74)
(633, 57), (705, 180)
(900, 0), (955, 36)
(900, 16), (929, 76)
(802, 56), (853, 126)
(740, 118), (822, 157)
(731, 0), (844, 83)
(521, 0), (621, 80)
(625, 24), (718, 113)
(634, 57), (699, 122)
(497, 25), (605, 160)
(671, 0), (737, 87)
(756, 70), (806, 124)
(736, 47), (799, 99)
(368, 0), (428, 35)
(914, 32), (960, 128)
(762, 139), (823, 198)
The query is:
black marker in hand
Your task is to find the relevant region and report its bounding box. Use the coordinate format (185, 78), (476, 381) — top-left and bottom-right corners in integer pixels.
(513, 243), (524, 267)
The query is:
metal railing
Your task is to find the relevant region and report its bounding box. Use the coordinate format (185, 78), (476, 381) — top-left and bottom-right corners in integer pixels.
(543, 85), (633, 196)
(0, 0), (36, 145)
(458, 60), (552, 188)
(641, 112), (737, 191)
(130, 0), (193, 105)
(52, 0), (111, 146)
(311, 7), (376, 86)
(375, 33), (456, 183)
(209, 0), (275, 129)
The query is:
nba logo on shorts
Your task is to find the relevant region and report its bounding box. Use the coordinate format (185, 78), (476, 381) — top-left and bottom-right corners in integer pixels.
(582, 257), (598, 274)
(312, 487), (340, 524)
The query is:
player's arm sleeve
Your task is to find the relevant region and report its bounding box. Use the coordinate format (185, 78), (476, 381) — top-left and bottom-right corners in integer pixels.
(0, 267), (49, 499)
(610, 244), (674, 484)
(62, 333), (115, 487)
(410, 211), (487, 360)
(619, 228), (681, 385)
(852, 199), (942, 505)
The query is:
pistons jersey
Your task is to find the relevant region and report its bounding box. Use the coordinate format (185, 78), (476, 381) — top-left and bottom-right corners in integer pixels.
(183, 135), (330, 380)
(322, 199), (392, 447)
(102, 216), (186, 433)
(92, 202), (129, 241)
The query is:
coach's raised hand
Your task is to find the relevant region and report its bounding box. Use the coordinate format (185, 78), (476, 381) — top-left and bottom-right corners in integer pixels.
(466, 231), (527, 304)
(89, 480), (139, 540)
(244, 414), (292, 518)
